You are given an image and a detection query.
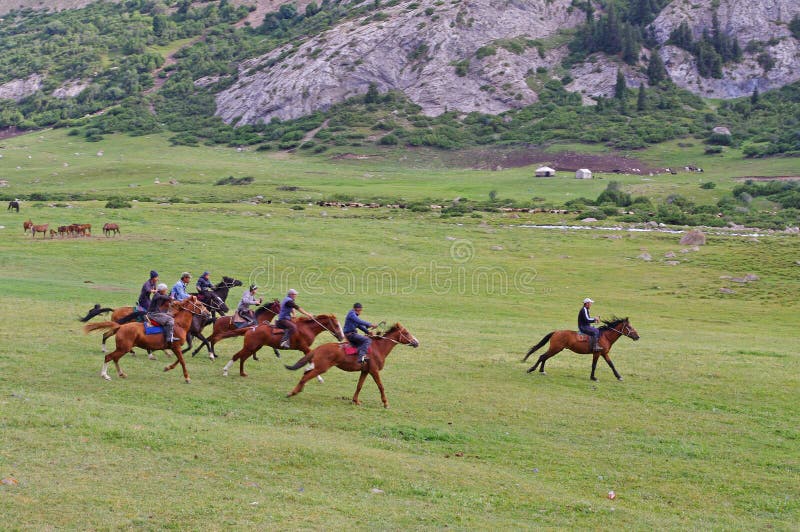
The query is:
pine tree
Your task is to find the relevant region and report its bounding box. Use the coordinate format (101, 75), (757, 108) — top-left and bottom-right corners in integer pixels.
(614, 70), (627, 100)
(646, 50), (668, 85)
(750, 86), (759, 106)
(637, 83), (647, 111)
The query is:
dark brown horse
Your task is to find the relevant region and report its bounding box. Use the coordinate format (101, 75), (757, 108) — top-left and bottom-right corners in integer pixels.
(286, 323), (419, 407)
(102, 223), (120, 236)
(30, 223), (48, 238)
(222, 314), (344, 377)
(523, 317), (639, 381)
(83, 296), (210, 383)
(198, 299), (280, 359)
(8, 200), (19, 212)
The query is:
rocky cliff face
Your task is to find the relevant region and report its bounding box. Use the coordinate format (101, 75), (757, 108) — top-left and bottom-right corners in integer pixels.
(652, 0), (800, 98)
(215, 0), (584, 124)
(215, 0), (800, 124)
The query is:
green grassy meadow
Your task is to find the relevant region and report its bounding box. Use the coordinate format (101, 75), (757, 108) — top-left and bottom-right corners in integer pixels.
(1, 132), (799, 529)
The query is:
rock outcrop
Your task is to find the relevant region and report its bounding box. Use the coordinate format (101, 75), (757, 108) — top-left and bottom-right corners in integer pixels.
(215, 0), (584, 124)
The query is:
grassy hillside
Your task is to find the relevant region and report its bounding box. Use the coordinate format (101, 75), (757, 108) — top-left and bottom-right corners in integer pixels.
(1, 131), (799, 528)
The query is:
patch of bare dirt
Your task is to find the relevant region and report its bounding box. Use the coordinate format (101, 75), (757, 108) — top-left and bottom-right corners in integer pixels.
(448, 147), (664, 174)
(734, 176), (800, 181)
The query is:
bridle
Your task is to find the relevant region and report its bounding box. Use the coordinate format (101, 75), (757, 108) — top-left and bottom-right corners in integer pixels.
(306, 315), (343, 340)
(173, 298), (211, 318)
(373, 328), (416, 346)
(608, 322), (635, 339)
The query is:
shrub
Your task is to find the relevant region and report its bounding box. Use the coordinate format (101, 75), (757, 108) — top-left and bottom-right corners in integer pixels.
(106, 197), (132, 208)
(700, 182), (716, 189)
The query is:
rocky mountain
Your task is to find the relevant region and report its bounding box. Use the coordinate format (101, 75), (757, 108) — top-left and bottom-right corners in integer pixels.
(214, 0), (800, 125)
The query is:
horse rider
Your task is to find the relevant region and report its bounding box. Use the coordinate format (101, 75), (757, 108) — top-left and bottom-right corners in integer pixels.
(170, 272), (192, 301)
(196, 271), (214, 303)
(236, 284), (262, 326)
(137, 270), (159, 312)
(344, 302), (377, 364)
(276, 288), (314, 348)
(578, 297), (602, 352)
(148, 283), (178, 344)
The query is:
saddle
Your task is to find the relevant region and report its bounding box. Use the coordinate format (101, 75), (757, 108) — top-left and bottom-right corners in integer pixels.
(144, 325), (163, 335)
(341, 343), (372, 357)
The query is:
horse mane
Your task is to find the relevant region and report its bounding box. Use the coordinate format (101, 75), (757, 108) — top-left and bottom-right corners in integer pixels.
(255, 299), (279, 314)
(299, 313), (335, 322)
(381, 322), (403, 335)
(599, 316), (627, 331)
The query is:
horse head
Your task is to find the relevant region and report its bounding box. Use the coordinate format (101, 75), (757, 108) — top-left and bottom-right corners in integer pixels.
(601, 317), (639, 341)
(208, 293), (228, 314)
(385, 322), (419, 347)
(310, 314), (344, 341)
(220, 276), (243, 289)
(177, 296), (212, 320)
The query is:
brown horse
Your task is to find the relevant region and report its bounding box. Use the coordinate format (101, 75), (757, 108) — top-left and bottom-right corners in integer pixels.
(83, 296), (210, 383)
(30, 223), (48, 238)
(198, 299), (280, 359)
(286, 323), (419, 407)
(103, 223), (120, 236)
(523, 317), (639, 381)
(23, 219), (32, 233)
(222, 314), (344, 377)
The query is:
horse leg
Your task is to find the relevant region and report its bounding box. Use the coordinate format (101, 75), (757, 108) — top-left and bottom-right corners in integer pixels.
(352, 370), (370, 406)
(603, 354), (622, 381)
(527, 348), (560, 374)
(590, 353), (601, 381)
(287, 367), (325, 397)
(370, 369), (389, 408)
(101, 350), (124, 380)
(273, 348), (281, 358)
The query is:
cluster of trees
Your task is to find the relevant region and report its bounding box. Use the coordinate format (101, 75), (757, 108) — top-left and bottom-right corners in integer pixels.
(668, 13), (742, 78)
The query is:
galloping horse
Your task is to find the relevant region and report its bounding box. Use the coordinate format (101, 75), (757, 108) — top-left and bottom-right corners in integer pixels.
(30, 223), (48, 238)
(79, 275), (242, 355)
(286, 323), (419, 407)
(523, 317), (639, 381)
(222, 314), (344, 377)
(8, 200), (19, 212)
(102, 223), (120, 236)
(192, 276), (242, 319)
(197, 299), (280, 359)
(83, 296), (210, 383)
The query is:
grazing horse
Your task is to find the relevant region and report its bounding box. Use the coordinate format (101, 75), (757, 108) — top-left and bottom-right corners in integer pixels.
(197, 299), (279, 359)
(23, 219), (33, 233)
(286, 323), (419, 408)
(49, 228), (57, 239)
(102, 223), (120, 236)
(30, 223), (48, 238)
(523, 317), (639, 381)
(222, 314), (344, 377)
(8, 200), (19, 212)
(83, 297), (210, 383)
(57, 226), (69, 238)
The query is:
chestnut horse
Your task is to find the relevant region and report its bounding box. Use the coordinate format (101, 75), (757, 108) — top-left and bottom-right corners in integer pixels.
(222, 314), (344, 377)
(286, 323), (419, 408)
(103, 223), (120, 236)
(23, 219), (33, 233)
(30, 223), (48, 238)
(523, 317), (639, 381)
(197, 299), (280, 359)
(83, 296), (210, 383)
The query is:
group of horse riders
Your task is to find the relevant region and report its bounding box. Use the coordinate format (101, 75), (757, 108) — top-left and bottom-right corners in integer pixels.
(135, 270), (380, 364)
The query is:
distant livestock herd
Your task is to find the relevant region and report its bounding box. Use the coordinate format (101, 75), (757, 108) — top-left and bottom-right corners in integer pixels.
(22, 220), (120, 238)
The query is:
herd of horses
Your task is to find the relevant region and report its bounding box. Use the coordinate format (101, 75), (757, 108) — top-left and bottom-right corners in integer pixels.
(79, 276), (639, 406)
(22, 219), (120, 238)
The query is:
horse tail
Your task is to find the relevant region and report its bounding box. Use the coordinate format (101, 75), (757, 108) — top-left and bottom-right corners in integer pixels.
(523, 332), (554, 361)
(78, 305), (113, 322)
(284, 353), (311, 371)
(83, 321), (121, 335)
(116, 311), (145, 324)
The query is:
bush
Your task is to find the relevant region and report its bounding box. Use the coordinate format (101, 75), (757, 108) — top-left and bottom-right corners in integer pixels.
(700, 181), (716, 189)
(106, 197), (132, 208)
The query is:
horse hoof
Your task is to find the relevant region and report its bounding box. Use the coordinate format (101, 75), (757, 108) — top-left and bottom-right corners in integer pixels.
(184, 379), (191, 384)
(316, 376), (324, 383)
(617, 377), (623, 381)
(101, 374), (111, 381)
(591, 377), (598, 381)
(240, 373), (247, 377)
(148, 354), (156, 361)
(163, 366), (170, 372)
(119, 373), (127, 379)
(222, 370), (228, 377)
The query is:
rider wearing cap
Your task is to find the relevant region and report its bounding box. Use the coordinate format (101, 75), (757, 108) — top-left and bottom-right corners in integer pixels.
(276, 289), (313, 348)
(196, 271), (214, 293)
(137, 270), (159, 312)
(579, 297), (602, 352)
(236, 284), (262, 326)
(344, 302), (377, 364)
(170, 272), (192, 301)
(148, 283), (178, 344)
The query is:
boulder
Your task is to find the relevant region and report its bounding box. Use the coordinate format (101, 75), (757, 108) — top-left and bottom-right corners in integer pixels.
(680, 230), (706, 246)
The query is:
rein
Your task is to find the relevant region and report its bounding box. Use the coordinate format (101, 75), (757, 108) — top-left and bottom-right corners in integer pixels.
(306, 315), (341, 339)
(607, 323), (633, 339)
